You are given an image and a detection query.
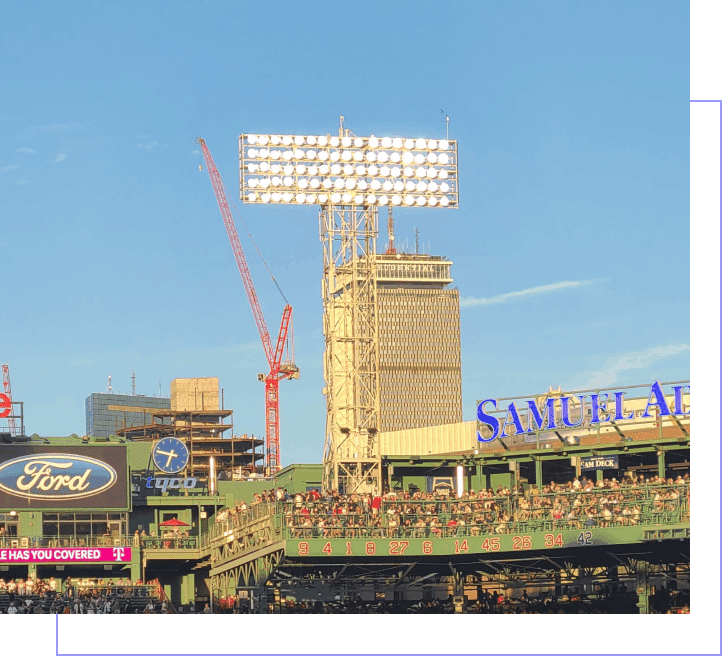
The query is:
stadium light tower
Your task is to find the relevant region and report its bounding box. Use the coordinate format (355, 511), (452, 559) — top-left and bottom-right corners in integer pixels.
(239, 120), (459, 494)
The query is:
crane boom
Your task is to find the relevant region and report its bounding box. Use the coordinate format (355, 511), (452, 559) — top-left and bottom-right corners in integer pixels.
(197, 138), (274, 367)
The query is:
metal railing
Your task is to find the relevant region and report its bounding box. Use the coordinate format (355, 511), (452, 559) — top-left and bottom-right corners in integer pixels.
(0, 535), (199, 550)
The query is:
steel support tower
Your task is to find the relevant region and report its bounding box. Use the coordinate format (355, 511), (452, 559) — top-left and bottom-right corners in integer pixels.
(320, 204), (381, 494)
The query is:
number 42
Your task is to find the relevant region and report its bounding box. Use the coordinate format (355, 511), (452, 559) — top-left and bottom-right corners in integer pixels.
(577, 531), (593, 545)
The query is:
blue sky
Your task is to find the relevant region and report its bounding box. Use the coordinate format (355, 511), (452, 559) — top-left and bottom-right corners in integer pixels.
(0, 1), (689, 466)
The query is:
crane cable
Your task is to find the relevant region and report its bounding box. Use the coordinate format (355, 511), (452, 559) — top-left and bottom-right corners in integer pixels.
(216, 170), (290, 307)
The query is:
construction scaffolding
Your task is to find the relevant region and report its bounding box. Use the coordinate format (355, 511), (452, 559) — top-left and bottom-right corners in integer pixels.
(117, 409), (265, 478)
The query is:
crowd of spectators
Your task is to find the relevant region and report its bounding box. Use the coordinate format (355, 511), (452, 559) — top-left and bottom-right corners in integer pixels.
(213, 473), (689, 539)
(0, 576), (167, 614)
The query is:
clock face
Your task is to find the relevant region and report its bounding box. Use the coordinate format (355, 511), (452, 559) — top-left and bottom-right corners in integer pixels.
(152, 437), (189, 474)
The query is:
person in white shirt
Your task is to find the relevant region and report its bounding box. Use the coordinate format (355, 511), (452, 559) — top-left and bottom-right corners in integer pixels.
(7, 603), (18, 614)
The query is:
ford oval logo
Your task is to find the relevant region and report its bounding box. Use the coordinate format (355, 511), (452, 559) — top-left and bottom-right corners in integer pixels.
(0, 453), (117, 500)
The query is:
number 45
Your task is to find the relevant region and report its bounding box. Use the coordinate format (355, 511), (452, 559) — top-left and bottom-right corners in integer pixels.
(577, 531), (592, 545)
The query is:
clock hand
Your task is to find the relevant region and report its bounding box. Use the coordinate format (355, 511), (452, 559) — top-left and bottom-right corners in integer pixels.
(156, 449), (179, 457)
(165, 450), (177, 468)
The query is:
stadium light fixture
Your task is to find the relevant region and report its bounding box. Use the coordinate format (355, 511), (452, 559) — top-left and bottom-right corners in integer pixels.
(240, 132), (458, 208)
(456, 465), (464, 498)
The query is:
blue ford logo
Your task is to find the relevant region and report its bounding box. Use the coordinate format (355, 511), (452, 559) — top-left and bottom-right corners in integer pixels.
(0, 453), (117, 500)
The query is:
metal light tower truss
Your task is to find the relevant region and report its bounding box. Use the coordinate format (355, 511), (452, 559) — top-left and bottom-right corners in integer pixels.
(319, 204), (381, 494)
(239, 125), (459, 494)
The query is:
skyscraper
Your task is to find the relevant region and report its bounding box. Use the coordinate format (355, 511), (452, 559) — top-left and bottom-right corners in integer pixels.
(85, 392), (171, 438)
(376, 253), (463, 433)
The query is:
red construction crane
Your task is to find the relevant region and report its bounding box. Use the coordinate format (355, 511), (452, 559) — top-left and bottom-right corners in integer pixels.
(196, 138), (298, 475)
(2, 364), (17, 435)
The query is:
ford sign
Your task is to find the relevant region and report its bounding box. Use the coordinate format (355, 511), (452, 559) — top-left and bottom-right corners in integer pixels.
(0, 453), (118, 501)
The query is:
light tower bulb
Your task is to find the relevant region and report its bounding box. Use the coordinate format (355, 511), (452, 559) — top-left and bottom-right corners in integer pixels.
(381, 137), (392, 148)
(282, 135), (293, 146)
(271, 135), (281, 145)
(393, 138), (403, 149)
(392, 194), (402, 205)
(247, 135), (258, 145)
(318, 136), (328, 147)
(307, 135), (317, 145)
(379, 195), (389, 205)
(369, 136), (379, 148)
(356, 165), (366, 175)
(341, 136), (352, 147)
(330, 136), (340, 147)
(354, 137), (364, 147)
(404, 139), (415, 149)
(404, 195), (414, 205)
(439, 140), (449, 150)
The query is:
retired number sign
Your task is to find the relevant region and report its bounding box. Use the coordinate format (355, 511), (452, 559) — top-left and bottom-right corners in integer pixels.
(293, 532), (599, 557)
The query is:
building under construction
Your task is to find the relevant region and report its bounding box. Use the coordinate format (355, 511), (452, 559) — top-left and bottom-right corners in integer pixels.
(115, 377), (265, 478)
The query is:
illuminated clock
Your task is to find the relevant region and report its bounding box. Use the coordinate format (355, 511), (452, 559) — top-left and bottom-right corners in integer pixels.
(152, 437), (189, 474)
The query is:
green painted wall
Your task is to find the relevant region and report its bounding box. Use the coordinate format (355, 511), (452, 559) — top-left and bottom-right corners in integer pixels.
(274, 464), (323, 494)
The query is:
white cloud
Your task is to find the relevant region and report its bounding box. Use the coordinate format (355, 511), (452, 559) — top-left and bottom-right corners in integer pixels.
(567, 344), (690, 389)
(460, 280), (596, 307)
(15, 179), (30, 185)
(55, 153), (66, 162)
(16, 147), (35, 154)
(40, 123), (76, 131)
(191, 149), (199, 156)
(136, 141), (158, 150)
(1, 164), (18, 173)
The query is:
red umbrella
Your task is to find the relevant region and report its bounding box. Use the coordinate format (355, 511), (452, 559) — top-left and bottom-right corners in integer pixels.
(158, 518), (190, 527)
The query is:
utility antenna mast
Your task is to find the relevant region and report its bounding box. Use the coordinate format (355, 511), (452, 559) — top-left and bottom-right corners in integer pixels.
(1, 364), (17, 435)
(385, 207), (396, 254)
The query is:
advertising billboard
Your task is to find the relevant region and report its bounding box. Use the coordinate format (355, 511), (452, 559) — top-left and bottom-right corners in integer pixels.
(0, 547), (131, 564)
(0, 445), (128, 510)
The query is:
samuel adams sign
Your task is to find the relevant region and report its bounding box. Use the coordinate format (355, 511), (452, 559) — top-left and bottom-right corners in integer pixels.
(0, 446), (128, 510)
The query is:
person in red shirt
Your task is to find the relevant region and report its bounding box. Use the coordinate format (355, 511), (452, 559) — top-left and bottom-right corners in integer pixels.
(371, 494), (382, 517)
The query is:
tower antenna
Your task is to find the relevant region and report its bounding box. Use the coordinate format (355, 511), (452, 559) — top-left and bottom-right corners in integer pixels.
(131, 370), (136, 396)
(107, 376), (112, 394)
(385, 207), (396, 254)
(415, 227), (420, 254)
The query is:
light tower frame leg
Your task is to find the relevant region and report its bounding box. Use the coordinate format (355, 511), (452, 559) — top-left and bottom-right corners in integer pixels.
(320, 204), (382, 495)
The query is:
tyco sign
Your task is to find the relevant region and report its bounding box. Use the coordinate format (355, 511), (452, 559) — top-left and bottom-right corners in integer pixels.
(145, 476), (199, 493)
(0, 446), (128, 510)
